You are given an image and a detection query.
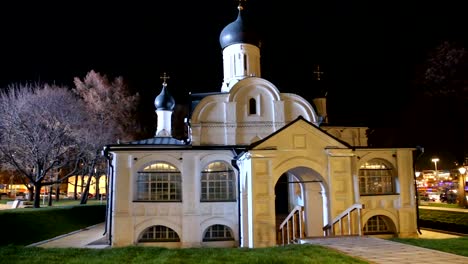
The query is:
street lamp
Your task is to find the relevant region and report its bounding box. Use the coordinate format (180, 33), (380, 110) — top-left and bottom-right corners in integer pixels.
(415, 171), (423, 190)
(432, 158), (439, 180)
(458, 166), (467, 208)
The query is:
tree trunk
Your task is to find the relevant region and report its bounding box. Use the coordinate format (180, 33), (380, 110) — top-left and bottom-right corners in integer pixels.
(48, 186), (52, 206)
(95, 175), (100, 200)
(73, 175), (78, 200)
(33, 184), (42, 208)
(27, 186), (34, 201)
(55, 185), (60, 202)
(80, 175), (93, 204)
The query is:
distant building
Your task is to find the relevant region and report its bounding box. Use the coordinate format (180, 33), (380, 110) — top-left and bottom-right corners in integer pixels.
(103, 3), (418, 248)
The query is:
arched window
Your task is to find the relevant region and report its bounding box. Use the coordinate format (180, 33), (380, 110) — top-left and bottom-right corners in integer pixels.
(203, 224), (234, 241)
(359, 159), (395, 195)
(201, 161), (236, 201)
(139, 225), (180, 242)
(137, 162), (181, 201)
(363, 215), (394, 235)
(249, 98), (257, 115)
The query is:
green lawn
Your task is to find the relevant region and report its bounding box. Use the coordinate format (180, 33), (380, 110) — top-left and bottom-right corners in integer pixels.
(1, 237), (467, 264)
(421, 202), (461, 208)
(0, 244), (368, 264)
(390, 237), (468, 257)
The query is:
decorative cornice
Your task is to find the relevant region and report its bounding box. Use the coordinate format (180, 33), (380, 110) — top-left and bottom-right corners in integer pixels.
(192, 121), (286, 128)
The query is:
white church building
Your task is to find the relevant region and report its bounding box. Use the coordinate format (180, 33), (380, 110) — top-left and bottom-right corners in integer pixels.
(103, 3), (419, 248)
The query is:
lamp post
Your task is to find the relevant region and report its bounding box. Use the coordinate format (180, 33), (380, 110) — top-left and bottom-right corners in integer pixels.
(458, 166), (467, 208)
(415, 171), (421, 186)
(431, 158), (439, 180)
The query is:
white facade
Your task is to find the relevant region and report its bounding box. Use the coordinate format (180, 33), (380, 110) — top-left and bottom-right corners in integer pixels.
(104, 3), (419, 248)
(191, 77), (319, 146)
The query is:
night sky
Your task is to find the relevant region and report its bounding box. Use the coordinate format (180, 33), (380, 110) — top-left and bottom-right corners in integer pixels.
(1, 1), (466, 168)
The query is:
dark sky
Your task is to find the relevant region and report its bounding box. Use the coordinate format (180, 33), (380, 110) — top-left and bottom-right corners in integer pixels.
(0, 1), (466, 167)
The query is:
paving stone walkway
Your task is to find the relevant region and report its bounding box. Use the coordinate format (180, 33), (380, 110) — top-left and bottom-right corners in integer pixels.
(302, 236), (468, 264)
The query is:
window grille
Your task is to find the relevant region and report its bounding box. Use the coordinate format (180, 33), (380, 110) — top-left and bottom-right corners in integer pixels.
(137, 162), (181, 201)
(201, 161), (236, 201)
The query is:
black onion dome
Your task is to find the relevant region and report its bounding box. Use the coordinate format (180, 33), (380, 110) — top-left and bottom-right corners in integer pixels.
(154, 84), (175, 111)
(219, 5), (259, 49)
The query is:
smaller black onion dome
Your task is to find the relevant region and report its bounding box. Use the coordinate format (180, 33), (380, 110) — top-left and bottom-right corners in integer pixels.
(219, 4), (259, 49)
(154, 83), (175, 111)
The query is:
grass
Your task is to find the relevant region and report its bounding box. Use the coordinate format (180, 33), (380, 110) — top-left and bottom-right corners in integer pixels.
(390, 237), (468, 257)
(422, 202), (461, 208)
(1, 238), (467, 264)
(0, 244), (368, 264)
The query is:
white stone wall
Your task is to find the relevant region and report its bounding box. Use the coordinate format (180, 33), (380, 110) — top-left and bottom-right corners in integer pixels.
(355, 148), (418, 238)
(109, 150), (240, 247)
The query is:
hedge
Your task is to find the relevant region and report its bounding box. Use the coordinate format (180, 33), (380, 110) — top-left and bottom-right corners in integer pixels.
(418, 209), (468, 234)
(0, 204), (106, 246)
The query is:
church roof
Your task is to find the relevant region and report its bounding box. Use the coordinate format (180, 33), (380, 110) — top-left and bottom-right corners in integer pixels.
(154, 83), (175, 111)
(219, 3), (260, 49)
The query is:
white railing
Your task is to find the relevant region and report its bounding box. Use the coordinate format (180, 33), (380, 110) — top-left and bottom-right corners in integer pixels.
(277, 205), (304, 245)
(323, 203), (363, 236)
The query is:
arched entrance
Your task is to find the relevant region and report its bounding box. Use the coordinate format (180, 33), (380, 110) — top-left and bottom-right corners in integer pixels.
(275, 166), (330, 242)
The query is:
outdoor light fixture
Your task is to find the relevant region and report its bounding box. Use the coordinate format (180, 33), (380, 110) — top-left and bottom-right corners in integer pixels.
(459, 166), (466, 175)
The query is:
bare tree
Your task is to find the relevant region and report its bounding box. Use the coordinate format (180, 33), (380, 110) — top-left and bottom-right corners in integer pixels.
(73, 70), (140, 203)
(0, 83), (89, 208)
(420, 41), (468, 166)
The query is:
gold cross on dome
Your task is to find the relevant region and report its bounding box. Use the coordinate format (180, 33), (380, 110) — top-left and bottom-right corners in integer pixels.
(314, 65), (324, 81)
(160, 72), (170, 86)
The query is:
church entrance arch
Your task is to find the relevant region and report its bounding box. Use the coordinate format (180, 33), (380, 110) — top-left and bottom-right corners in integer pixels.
(274, 166), (330, 239)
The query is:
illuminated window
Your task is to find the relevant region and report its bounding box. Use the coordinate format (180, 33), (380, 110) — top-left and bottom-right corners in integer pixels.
(359, 159), (394, 195)
(139, 225), (180, 242)
(249, 98), (256, 115)
(201, 161), (236, 201)
(203, 224), (234, 241)
(363, 215), (392, 234)
(137, 162), (181, 201)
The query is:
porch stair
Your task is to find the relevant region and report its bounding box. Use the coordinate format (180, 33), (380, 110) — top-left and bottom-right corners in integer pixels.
(277, 205), (305, 245)
(322, 203), (363, 237)
(277, 203), (363, 245)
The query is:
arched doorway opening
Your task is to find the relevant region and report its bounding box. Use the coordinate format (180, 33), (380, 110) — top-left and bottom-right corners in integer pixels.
(275, 167), (329, 242)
